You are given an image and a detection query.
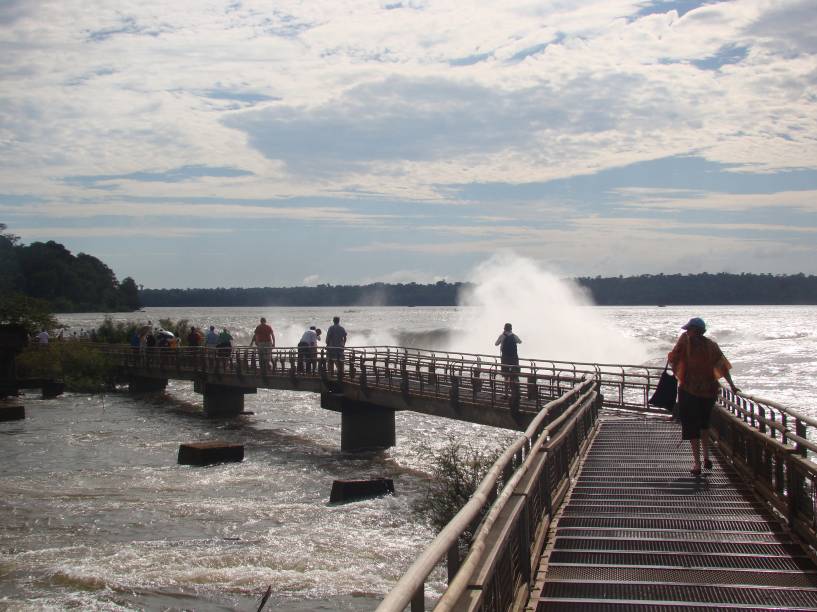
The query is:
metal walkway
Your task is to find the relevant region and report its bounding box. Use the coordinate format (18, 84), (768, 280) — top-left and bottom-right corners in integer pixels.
(530, 416), (817, 611)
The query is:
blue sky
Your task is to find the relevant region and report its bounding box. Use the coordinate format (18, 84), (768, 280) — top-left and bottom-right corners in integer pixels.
(1, 0), (816, 288)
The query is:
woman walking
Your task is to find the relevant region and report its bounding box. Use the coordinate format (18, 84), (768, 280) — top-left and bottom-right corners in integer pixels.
(668, 317), (739, 475)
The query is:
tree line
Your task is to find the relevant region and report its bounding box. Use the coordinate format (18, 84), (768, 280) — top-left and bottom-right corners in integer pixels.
(141, 273), (817, 307)
(3, 227), (816, 312)
(576, 272), (817, 305)
(139, 281), (462, 307)
(0, 224), (140, 314)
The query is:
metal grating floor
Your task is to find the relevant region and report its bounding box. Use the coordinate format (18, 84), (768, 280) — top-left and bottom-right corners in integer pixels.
(530, 416), (817, 611)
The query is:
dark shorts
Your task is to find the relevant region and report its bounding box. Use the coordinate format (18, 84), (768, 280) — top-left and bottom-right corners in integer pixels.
(328, 346), (344, 361)
(501, 357), (519, 376)
(678, 388), (715, 440)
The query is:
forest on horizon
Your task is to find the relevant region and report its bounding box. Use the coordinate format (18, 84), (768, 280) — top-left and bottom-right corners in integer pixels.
(3, 228), (817, 312)
(141, 273), (817, 307)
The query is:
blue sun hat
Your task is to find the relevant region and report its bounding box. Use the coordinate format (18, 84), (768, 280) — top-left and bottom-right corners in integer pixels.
(682, 317), (706, 332)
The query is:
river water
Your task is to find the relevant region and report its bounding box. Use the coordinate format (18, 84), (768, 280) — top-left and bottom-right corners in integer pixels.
(1, 305), (815, 611)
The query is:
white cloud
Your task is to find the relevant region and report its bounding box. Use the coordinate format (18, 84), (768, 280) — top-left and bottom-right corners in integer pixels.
(1, 0), (815, 283)
(12, 226), (230, 239)
(0, 201), (394, 225)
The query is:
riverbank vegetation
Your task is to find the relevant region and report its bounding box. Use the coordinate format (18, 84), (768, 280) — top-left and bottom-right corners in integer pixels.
(0, 224), (140, 312)
(93, 316), (191, 344)
(16, 343), (116, 393)
(414, 437), (499, 546)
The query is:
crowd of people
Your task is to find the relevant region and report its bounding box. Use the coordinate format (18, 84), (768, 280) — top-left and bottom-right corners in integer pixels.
(128, 316), (349, 371)
(32, 327), (96, 345)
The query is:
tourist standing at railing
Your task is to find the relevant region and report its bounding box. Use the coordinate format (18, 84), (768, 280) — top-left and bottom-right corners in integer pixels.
(138, 321), (153, 351)
(204, 325), (218, 348)
(36, 328), (49, 347)
(249, 317), (275, 366)
(326, 316), (347, 376)
(297, 326), (318, 373)
(495, 323), (522, 398)
(314, 328), (321, 371)
(204, 325), (219, 366)
(668, 317), (740, 476)
(187, 326), (203, 347)
(217, 328), (233, 364)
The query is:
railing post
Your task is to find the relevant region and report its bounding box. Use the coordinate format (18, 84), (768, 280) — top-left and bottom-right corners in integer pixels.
(796, 420), (808, 458)
(446, 541), (460, 582)
(787, 455), (800, 523)
(411, 584), (424, 612)
(527, 374), (537, 401)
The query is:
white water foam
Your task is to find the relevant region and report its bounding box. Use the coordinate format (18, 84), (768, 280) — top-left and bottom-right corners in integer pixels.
(448, 253), (648, 365)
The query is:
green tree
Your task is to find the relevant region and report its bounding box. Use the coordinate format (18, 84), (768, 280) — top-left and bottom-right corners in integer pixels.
(0, 226), (141, 312)
(119, 277), (141, 310)
(0, 292), (58, 335)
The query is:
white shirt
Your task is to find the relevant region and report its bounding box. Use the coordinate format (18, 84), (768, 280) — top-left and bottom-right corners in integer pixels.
(36, 331), (49, 345)
(300, 329), (318, 346)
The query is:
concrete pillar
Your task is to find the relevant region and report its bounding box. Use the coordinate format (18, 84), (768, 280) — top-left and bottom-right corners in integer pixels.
(198, 383), (256, 418)
(338, 398), (396, 452)
(128, 376), (168, 393)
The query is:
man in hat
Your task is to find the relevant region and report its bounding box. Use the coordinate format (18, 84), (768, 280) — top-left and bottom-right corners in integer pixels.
(668, 317), (739, 476)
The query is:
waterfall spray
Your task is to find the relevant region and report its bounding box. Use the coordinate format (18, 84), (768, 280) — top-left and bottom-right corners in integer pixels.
(448, 253), (647, 365)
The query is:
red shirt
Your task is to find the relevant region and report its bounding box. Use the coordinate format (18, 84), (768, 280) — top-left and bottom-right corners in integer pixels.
(254, 323), (274, 344)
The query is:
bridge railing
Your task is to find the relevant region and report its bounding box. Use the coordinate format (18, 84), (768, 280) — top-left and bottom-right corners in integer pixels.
(355, 346), (663, 412)
(712, 387), (817, 551)
(376, 377), (601, 612)
(100, 344), (661, 415)
(100, 344), (813, 445)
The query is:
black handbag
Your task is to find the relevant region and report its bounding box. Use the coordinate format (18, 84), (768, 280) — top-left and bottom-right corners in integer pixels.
(649, 361), (677, 412)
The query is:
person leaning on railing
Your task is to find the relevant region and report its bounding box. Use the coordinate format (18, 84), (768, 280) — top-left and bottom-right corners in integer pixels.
(668, 317), (740, 476)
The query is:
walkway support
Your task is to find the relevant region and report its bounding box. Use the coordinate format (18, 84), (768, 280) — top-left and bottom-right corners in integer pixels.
(196, 382), (256, 418)
(322, 393), (396, 452)
(128, 375), (168, 394)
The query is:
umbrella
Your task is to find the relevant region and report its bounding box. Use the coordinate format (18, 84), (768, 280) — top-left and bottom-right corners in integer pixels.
(156, 329), (174, 338)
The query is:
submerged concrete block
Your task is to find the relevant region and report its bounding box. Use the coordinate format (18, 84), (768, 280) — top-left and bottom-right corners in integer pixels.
(41, 381), (65, 399)
(178, 441), (244, 465)
(330, 478), (395, 503)
(129, 376), (168, 393)
(0, 404), (25, 421)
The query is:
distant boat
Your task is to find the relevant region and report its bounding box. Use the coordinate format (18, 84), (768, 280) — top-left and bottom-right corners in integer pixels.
(657, 304), (666, 307)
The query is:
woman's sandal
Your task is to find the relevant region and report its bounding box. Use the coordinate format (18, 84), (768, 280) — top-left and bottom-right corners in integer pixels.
(690, 466), (701, 476)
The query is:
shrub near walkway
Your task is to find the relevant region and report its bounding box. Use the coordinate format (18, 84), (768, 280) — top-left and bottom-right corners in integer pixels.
(16, 343), (116, 393)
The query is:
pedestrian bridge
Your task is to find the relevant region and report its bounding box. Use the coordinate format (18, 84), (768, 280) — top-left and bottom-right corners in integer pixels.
(100, 344), (817, 610)
(102, 344), (664, 451)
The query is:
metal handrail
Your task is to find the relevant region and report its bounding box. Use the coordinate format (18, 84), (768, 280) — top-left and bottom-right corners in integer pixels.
(95, 343), (815, 441)
(376, 378), (598, 612)
(710, 398), (817, 551)
(434, 385), (598, 611)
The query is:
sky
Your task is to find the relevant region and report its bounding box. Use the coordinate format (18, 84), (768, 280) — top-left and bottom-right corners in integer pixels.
(1, 0), (816, 289)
